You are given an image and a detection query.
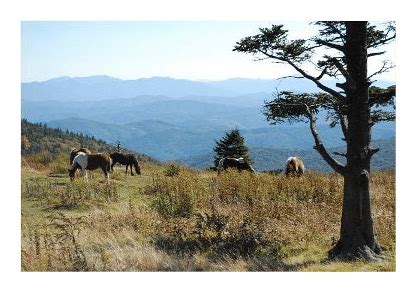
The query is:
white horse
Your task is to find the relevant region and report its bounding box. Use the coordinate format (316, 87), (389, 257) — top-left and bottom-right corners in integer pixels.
(68, 152), (111, 183)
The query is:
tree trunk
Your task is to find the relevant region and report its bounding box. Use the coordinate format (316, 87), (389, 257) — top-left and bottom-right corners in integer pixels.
(328, 22), (383, 261)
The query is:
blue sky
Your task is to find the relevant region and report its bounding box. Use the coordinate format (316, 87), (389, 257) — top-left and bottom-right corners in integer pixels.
(21, 21), (395, 82)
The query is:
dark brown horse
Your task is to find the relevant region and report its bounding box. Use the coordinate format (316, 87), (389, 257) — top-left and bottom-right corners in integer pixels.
(110, 152), (141, 175)
(217, 157), (255, 173)
(68, 152), (112, 183)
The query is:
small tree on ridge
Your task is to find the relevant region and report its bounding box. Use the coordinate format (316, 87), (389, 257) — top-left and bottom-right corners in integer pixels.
(213, 128), (252, 168)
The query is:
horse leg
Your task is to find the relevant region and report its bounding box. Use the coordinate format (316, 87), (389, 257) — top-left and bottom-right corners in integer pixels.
(81, 169), (88, 182)
(125, 165), (128, 175)
(103, 169), (110, 184)
(130, 164), (134, 176)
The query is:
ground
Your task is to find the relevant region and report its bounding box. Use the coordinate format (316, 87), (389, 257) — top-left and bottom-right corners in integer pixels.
(21, 160), (395, 271)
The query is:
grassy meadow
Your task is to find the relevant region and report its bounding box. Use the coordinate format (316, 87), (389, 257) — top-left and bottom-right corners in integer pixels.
(21, 154), (395, 271)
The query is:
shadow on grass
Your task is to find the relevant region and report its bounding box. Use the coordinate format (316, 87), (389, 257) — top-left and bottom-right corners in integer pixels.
(153, 234), (325, 271)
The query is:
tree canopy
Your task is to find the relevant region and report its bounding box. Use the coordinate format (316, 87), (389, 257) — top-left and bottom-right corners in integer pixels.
(213, 128), (251, 167)
(234, 22), (395, 175)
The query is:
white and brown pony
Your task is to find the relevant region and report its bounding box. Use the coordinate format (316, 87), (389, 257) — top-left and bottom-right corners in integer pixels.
(69, 147), (92, 178)
(285, 156), (305, 176)
(68, 152), (112, 183)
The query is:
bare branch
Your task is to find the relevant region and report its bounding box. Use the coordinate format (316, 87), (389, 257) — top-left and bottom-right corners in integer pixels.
(368, 34), (396, 49)
(276, 75), (303, 81)
(315, 39), (345, 53)
(368, 51), (386, 58)
(367, 61), (395, 80)
(333, 151), (347, 157)
(338, 111), (349, 138)
(284, 58), (346, 102)
(331, 58), (356, 90)
(315, 67), (328, 81)
(304, 106), (345, 174)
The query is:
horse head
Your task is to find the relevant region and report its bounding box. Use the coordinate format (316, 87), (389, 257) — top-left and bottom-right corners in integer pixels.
(68, 167), (77, 180)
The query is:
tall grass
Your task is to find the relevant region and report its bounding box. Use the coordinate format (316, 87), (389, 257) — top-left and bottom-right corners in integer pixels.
(21, 164), (395, 271)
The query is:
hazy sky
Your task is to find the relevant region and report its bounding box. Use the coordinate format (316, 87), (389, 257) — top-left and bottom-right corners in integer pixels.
(21, 21), (395, 82)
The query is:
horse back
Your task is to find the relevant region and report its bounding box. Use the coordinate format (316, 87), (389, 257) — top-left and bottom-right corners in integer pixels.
(86, 153), (111, 171)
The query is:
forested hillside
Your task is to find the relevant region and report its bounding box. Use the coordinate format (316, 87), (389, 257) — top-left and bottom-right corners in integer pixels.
(21, 119), (155, 163)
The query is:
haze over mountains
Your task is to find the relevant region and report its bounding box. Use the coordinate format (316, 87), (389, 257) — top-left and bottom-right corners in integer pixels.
(22, 75), (318, 101)
(22, 76), (395, 171)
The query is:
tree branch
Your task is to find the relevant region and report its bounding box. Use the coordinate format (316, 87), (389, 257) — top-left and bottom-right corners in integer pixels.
(315, 39), (345, 53)
(368, 51), (386, 58)
(333, 151), (347, 157)
(284, 58), (346, 102)
(305, 106), (345, 174)
(331, 58), (356, 90)
(338, 110), (349, 138)
(367, 61), (395, 81)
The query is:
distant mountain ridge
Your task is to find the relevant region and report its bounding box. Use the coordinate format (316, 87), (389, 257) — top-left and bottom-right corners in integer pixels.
(22, 76), (395, 171)
(22, 75), (394, 102)
(43, 117), (395, 164)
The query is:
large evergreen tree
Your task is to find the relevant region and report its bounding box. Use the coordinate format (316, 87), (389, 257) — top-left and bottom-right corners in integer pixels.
(213, 128), (251, 167)
(234, 21), (395, 261)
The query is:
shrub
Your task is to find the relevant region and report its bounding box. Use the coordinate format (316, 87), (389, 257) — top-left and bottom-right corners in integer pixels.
(50, 153), (70, 174)
(163, 163), (181, 177)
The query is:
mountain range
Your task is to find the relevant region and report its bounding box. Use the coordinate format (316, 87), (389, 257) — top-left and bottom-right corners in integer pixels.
(21, 76), (395, 171)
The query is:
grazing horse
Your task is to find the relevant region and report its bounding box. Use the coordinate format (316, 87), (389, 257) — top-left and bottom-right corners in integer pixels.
(110, 152), (141, 175)
(217, 157), (255, 173)
(68, 152), (111, 183)
(285, 156), (305, 176)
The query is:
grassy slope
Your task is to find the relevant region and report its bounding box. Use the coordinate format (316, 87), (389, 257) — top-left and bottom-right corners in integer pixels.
(21, 159), (395, 272)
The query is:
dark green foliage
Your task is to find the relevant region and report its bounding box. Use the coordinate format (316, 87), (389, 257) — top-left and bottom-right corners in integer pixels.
(234, 22), (396, 135)
(21, 119), (155, 163)
(213, 128), (252, 167)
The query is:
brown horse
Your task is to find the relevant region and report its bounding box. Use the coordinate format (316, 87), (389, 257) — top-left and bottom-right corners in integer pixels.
(285, 156), (305, 176)
(68, 152), (112, 183)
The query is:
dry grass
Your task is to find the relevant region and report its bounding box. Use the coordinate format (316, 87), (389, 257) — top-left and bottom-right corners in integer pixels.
(21, 159), (395, 271)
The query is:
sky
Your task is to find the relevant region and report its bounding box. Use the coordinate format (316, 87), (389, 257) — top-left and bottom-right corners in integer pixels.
(21, 21), (396, 83)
